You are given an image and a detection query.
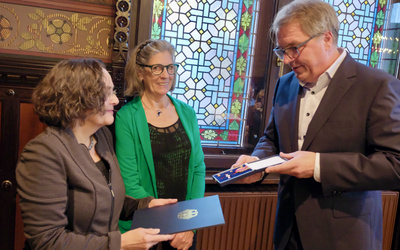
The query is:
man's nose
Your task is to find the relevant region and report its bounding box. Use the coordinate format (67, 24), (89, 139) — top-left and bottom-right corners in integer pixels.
(283, 54), (295, 65)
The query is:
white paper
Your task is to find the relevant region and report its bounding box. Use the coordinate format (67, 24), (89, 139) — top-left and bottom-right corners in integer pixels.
(247, 155), (286, 170)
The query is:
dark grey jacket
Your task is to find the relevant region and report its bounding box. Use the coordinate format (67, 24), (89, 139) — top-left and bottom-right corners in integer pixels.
(16, 126), (151, 249)
(253, 54), (400, 250)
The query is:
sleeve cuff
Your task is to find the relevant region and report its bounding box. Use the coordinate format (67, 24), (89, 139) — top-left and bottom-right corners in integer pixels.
(313, 153), (321, 182)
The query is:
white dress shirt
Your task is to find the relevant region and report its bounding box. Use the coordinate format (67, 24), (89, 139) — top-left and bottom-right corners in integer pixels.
(298, 48), (347, 182)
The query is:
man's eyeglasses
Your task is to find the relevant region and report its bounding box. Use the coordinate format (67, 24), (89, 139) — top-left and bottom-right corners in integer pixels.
(136, 63), (179, 75)
(273, 34), (319, 60)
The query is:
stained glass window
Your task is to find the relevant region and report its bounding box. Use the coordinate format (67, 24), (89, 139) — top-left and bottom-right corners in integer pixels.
(152, 0), (259, 147)
(324, 0), (397, 74)
(151, 0), (398, 148)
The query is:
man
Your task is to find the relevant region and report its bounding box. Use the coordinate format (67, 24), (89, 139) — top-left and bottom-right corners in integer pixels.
(233, 0), (400, 249)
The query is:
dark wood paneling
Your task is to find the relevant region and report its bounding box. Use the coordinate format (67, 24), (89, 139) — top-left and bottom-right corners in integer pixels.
(198, 192), (277, 250)
(382, 191), (399, 250)
(18, 103), (46, 155)
(0, 101), (1, 143)
(0, 86), (35, 250)
(197, 190), (398, 250)
(391, 193), (400, 250)
(14, 102), (46, 249)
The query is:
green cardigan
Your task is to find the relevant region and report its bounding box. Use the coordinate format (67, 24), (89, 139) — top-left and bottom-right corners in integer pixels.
(115, 94), (206, 232)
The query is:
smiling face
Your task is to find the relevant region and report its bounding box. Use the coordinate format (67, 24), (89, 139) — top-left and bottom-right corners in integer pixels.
(138, 51), (175, 98)
(277, 22), (334, 84)
(85, 68), (119, 129)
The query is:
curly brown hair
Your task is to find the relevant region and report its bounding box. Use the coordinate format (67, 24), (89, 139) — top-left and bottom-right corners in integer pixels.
(124, 39), (176, 97)
(32, 58), (107, 129)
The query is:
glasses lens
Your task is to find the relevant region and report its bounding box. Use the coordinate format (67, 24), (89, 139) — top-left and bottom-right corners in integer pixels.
(151, 65), (163, 75)
(167, 64), (178, 75)
(286, 48), (299, 59)
(274, 49), (284, 60)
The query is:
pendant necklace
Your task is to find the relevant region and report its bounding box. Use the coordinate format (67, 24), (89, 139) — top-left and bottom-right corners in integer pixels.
(87, 135), (95, 150)
(142, 98), (169, 117)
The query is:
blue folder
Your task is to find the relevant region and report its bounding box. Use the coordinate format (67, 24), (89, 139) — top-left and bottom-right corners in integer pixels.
(131, 195), (225, 234)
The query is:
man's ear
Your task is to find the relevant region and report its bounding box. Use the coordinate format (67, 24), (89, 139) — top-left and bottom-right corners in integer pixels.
(323, 31), (334, 50)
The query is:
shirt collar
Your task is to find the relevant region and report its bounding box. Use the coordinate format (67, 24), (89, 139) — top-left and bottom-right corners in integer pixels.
(299, 48), (347, 89)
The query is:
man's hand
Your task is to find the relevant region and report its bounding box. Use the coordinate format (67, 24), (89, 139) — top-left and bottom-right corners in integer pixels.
(148, 198), (177, 208)
(231, 154), (262, 183)
(265, 151), (316, 178)
(169, 230), (194, 250)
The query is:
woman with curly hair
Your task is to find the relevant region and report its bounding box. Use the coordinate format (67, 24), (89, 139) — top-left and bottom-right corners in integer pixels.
(16, 58), (176, 249)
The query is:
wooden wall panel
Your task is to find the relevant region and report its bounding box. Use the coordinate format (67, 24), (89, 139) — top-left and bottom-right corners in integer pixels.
(382, 191), (399, 250)
(0, 101), (1, 143)
(0, 1), (114, 62)
(197, 193), (277, 250)
(197, 191), (398, 250)
(18, 102), (46, 155)
(14, 102), (47, 249)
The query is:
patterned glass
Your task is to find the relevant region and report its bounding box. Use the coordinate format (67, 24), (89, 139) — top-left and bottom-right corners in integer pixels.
(152, 0), (259, 147)
(324, 0), (397, 74)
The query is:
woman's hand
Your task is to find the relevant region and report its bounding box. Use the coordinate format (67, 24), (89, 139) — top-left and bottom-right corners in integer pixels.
(148, 198), (177, 208)
(169, 230), (194, 250)
(121, 228), (173, 250)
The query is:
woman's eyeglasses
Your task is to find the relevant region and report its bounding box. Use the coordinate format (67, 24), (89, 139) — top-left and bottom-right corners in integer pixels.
(136, 63), (179, 75)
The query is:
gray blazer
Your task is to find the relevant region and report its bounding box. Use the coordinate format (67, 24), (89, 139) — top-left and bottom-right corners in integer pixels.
(253, 54), (400, 250)
(16, 126), (151, 249)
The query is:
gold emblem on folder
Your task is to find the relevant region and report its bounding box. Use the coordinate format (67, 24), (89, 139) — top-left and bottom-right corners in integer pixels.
(177, 209), (198, 220)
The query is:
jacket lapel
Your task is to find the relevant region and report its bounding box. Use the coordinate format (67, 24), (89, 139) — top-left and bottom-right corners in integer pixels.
(301, 54), (357, 150)
(131, 97), (156, 184)
(288, 78), (302, 152)
(54, 128), (101, 178)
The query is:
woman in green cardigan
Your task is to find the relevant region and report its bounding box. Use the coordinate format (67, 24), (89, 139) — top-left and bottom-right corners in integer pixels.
(115, 39), (206, 250)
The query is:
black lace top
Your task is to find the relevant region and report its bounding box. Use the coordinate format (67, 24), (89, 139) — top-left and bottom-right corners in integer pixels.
(148, 119), (191, 201)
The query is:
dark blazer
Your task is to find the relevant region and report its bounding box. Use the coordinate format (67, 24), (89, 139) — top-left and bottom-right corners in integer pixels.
(252, 54), (400, 250)
(16, 126), (151, 249)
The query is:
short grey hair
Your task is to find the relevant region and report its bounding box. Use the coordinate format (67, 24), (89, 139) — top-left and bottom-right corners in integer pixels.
(124, 39), (176, 97)
(271, 0), (339, 44)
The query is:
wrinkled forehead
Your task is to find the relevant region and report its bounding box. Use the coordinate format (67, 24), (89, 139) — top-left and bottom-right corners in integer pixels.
(275, 22), (307, 47)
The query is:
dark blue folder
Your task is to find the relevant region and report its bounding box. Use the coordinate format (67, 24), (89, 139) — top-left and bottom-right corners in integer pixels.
(131, 195), (225, 234)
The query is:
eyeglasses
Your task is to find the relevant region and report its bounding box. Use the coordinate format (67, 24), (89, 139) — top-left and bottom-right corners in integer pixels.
(136, 63), (179, 75)
(273, 34), (319, 60)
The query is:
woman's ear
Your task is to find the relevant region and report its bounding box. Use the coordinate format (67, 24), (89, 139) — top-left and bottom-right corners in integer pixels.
(137, 71), (144, 82)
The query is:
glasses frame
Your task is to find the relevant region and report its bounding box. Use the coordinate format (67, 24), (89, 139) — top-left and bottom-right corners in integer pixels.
(273, 34), (319, 60)
(136, 63), (179, 75)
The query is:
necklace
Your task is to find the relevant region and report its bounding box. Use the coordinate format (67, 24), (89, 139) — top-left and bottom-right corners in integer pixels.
(87, 135), (95, 150)
(142, 98), (170, 117)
